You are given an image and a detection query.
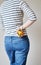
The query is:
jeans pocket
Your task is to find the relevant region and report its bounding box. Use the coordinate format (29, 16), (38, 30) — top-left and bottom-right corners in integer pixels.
(21, 35), (29, 41)
(21, 35), (30, 49)
(4, 36), (11, 43)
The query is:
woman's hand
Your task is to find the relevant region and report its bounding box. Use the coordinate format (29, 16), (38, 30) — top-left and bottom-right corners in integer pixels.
(18, 25), (24, 31)
(17, 26), (25, 37)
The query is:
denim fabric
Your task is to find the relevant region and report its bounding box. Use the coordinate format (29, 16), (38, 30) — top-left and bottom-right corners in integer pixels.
(4, 35), (30, 65)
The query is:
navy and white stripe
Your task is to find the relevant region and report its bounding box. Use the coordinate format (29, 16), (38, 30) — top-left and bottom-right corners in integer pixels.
(0, 0), (37, 36)
(19, 0), (37, 20)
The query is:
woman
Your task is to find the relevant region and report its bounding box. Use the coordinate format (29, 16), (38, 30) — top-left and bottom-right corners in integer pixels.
(0, 0), (37, 65)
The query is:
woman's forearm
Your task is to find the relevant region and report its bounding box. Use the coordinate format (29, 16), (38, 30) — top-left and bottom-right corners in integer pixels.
(19, 20), (36, 30)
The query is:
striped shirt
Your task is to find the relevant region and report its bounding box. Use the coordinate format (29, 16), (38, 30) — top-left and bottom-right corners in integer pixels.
(0, 0), (37, 36)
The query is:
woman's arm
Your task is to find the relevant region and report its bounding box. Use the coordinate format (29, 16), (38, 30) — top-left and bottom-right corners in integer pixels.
(19, 0), (37, 30)
(19, 20), (36, 30)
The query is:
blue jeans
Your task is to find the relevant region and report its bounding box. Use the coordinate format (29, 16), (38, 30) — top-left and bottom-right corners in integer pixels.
(4, 35), (30, 65)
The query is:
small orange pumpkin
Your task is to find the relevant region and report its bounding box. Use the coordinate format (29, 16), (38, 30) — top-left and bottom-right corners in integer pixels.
(17, 30), (24, 37)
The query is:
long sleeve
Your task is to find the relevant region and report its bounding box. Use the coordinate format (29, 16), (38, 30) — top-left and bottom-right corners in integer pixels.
(19, 0), (37, 21)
